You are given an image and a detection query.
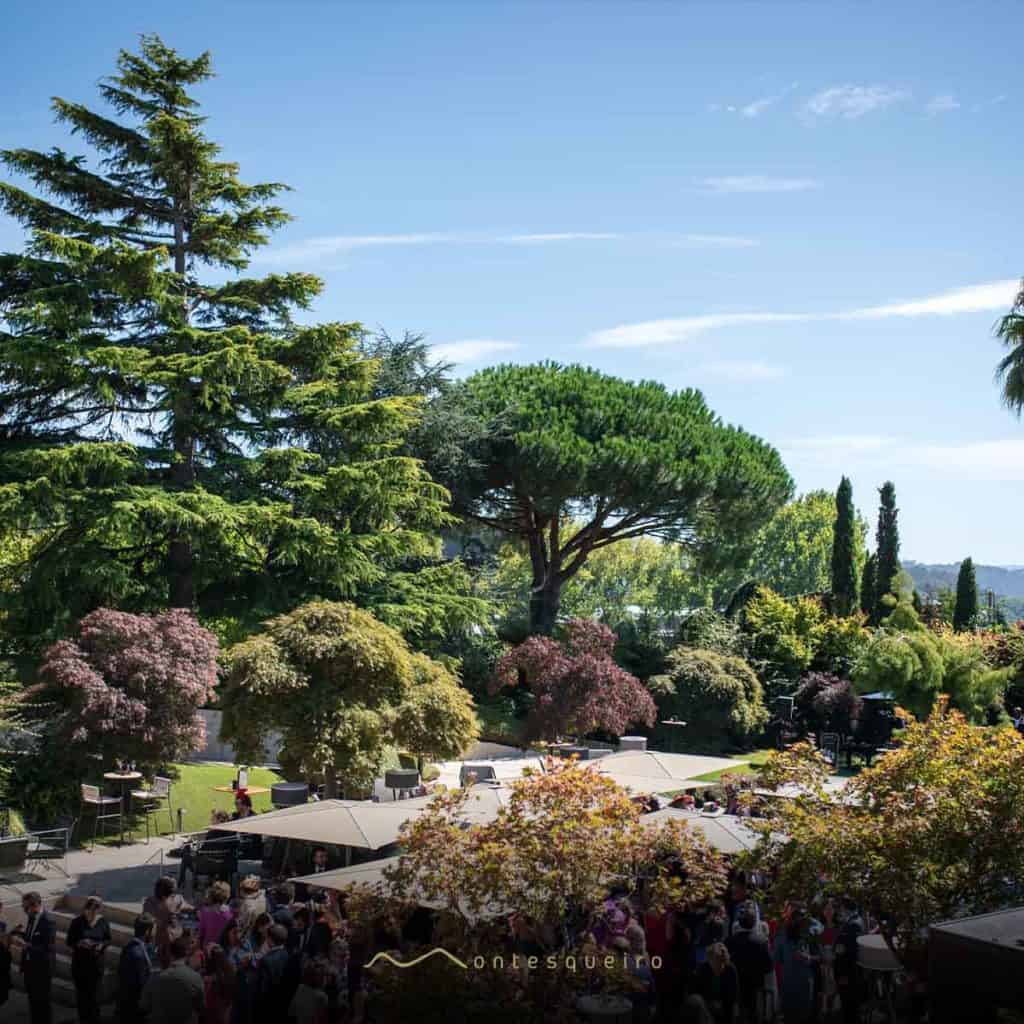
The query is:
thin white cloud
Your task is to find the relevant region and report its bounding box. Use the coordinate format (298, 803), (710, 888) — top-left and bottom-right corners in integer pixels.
(971, 93), (1007, 112)
(585, 279), (1019, 349)
(430, 339), (519, 365)
(701, 360), (787, 381)
(699, 175), (822, 194)
(740, 82), (799, 118)
(925, 94), (960, 116)
(741, 95), (777, 118)
(257, 229), (761, 264)
(496, 232), (620, 243)
(802, 84), (908, 120)
(781, 435), (1024, 483)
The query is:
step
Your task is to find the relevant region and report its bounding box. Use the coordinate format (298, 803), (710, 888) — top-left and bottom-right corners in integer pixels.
(11, 973), (80, 1008)
(2, 988), (79, 1023)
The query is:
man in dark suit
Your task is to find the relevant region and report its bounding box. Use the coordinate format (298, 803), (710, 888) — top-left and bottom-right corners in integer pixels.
(293, 845), (336, 902)
(118, 913), (155, 1024)
(12, 892), (55, 1024)
(255, 924), (292, 1024)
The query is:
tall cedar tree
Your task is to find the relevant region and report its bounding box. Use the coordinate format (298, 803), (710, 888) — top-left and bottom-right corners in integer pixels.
(860, 552), (877, 618)
(953, 557), (979, 632)
(830, 476), (858, 616)
(0, 38), (473, 646)
(872, 481), (901, 623)
(431, 363), (792, 634)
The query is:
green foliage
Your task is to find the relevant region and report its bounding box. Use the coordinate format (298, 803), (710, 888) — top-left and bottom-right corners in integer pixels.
(488, 532), (699, 634)
(392, 653), (480, 763)
(675, 608), (747, 657)
(0, 37), (475, 653)
(953, 557), (979, 632)
(428, 362), (792, 634)
(873, 482), (901, 623)
(995, 279), (1024, 416)
(859, 552), (877, 618)
(650, 647), (768, 751)
(853, 601), (1010, 721)
(812, 614), (871, 676)
(743, 586), (824, 680)
(221, 601), (477, 794)
(830, 476), (859, 616)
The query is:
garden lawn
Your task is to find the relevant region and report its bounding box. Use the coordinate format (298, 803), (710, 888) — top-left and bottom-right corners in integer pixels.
(689, 748), (775, 783)
(94, 762), (283, 843)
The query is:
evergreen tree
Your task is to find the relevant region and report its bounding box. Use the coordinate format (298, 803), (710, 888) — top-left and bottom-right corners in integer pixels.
(953, 557), (979, 632)
(0, 38), (474, 648)
(860, 553), (877, 618)
(830, 476), (858, 616)
(873, 481), (901, 623)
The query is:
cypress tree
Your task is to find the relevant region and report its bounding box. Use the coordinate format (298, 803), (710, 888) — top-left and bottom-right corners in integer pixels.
(830, 476), (858, 616)
(0, 37), (469, 645)
(873, 481), (900, 623)
(952, 557), (979, 632)
(860, 553), (877, 618)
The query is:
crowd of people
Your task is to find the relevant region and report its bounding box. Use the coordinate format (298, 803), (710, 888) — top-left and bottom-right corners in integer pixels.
(0, 787), (879, 1024)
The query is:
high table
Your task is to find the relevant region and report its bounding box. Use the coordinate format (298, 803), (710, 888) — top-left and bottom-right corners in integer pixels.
(103, 771), (142, 846)
(211, 786), (272, 796)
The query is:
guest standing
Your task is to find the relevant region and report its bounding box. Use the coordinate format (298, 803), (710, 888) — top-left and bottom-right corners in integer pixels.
(66, 896), (112, 1024)
(255, 924), (292, 1024)
(144, 876), (192, 967)
(199, 882), (235, 950)
(118, 914), (156, 1024)
(140, 935), (205, 1024)
(695, 942), (739, 1024)
(203, 943), (237, 1024)
(12, 892), (55, 1024)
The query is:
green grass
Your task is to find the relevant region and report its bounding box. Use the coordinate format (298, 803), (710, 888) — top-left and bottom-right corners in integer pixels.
(689, 748), (775, 783)
(90, 761), (283, 844)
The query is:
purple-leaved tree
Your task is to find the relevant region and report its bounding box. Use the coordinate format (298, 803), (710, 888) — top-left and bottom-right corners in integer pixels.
(39, 608), (219, 766)
(492, 618), (656, 742)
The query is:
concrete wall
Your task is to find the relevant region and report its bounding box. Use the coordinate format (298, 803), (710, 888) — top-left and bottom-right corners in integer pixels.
(192, 709), (283, 766)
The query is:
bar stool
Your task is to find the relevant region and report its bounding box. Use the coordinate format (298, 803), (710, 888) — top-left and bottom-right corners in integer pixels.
(78, 783), (123, 849)
(131, 776), (175, 842)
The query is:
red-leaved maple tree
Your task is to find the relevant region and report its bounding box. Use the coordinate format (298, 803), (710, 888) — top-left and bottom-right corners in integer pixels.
(492, 618), (656, 742)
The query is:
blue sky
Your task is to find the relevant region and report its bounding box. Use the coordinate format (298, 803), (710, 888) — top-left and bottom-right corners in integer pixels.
(3, 1), (1023, 563)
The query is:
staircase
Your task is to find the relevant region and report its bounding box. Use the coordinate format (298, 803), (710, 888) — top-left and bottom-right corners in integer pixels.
(11, 895), (138, 1010)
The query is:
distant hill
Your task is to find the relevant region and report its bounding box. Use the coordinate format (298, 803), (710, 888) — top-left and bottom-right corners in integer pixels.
(904, 561), (1024, 599)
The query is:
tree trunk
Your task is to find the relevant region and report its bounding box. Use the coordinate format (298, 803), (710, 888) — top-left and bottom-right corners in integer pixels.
(323, 767), (339, 800)
(529, 577), (562, 636)
(167, 195), (195, 608)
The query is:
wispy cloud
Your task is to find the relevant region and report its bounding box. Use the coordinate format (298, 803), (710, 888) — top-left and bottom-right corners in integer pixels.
(256, 229), (762, 264)
(495, 232), (620, 243)
(585, 279), (1019, 349)
(740, 82), (799, 118)
(925, 93), (960, 116)
(700, 360), (787, 381)
(699, 175), (822, 194)
(971, 93), (1007, 113)
(781, 435), (1024, 483)
(430, 339), (519, 365)
(802, 84), (908, 120)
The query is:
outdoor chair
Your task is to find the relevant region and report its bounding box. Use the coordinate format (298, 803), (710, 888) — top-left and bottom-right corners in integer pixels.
(131, 776), (175, 842)
(24, 826), (71, 877)
(78, 783), (122, 849)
